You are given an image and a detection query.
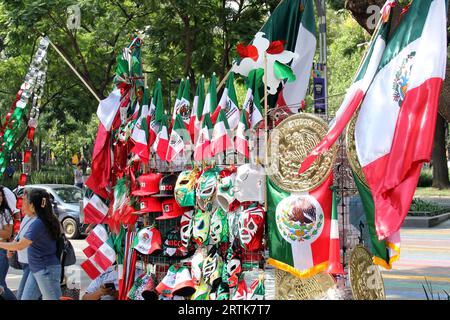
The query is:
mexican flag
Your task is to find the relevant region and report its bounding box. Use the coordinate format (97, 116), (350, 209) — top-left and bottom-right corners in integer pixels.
(85, 88), (121, 199)
(167, 114), (191, 162)
(92, 236), (116, 271)
(267, 173), (333, 278)
(86, 224), (109, 251)
(211, 72), (240, 130)
(171, 77), (191, 127)
(302, 0), (446, 242)
(202, 73), (218, 122)
(81, 252), (103, 280)
(194, 113), (213, 161)
(354, 0), (446, 240)
(149, 79), (164, 147)
(83, 194), (109, 224)
(153, 114), (170, 162)
(189, 76), (205, 143)
(353, 172), (399, 269)
(243, 69), (264, 129)
(212, 109), (233, 156)
(179, 77), (191, 128)
(235, 110), (250, 159)
(130, 99), (150, 163)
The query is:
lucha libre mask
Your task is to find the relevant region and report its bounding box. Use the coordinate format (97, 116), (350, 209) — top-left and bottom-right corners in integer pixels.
(209, 207), (229, 246)
(175, 168), (199, 207)
(196, 167), (220, 212)
(217, 166), (239, 212)
(202, 247), (223, 289)
(180, 210), (193, 252)
(191, 247), (208, 285)
(238, 204), (265, 251)
(226, 256), (242, 288)
(234, 164), (266, 204)
(192, 209), (211, 246)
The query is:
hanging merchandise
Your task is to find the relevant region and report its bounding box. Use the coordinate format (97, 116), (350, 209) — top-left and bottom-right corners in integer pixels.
(162, 225), (194, 258)
(133, 197), (161, 215)
(209, 207), (229, 245)
(152, 174), (178, 198)
(238, 204), (265, 251)
(175, 168), (200, 207)
(234, 164), (266, 204)
(192, 209), (211, 246)
(172, 266), (196, 297)
(132, 226), (162, 255)
(156, 265), (179, 298)
(179, 209), (194, 252)
(216, 166), (240, 212)
(195, 166), (221, 212)
(202, 246), (224, 290)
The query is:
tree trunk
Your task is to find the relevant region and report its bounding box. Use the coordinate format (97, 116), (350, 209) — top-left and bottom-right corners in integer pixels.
(432, 113), (450, 189)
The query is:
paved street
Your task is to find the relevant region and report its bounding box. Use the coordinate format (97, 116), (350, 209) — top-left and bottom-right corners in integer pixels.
(5, 220), (450, 300)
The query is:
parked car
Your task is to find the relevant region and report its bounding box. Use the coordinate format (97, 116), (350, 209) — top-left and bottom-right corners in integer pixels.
(14, 184), (88, 239)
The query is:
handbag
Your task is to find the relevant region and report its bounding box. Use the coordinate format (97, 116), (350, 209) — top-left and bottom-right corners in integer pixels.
(57, 233), (76, 267)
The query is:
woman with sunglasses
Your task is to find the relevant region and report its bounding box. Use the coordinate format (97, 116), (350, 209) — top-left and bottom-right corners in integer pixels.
(0, 188), (62, 300)
(0, 186), (16, 300)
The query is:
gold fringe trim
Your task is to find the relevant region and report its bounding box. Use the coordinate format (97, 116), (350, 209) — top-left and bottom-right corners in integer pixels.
(372, 241), (400, 270)
(267, 258), (329, 279)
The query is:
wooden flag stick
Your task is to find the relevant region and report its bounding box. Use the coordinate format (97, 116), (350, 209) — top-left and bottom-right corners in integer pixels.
(45, 36), (101, 103)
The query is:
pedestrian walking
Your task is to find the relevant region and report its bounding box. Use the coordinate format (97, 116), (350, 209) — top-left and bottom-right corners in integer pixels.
(74, 163), (84, 189)
(0, 186), (16, 300)
(8, 202), (40, 300)
(0, 189), (62, 300)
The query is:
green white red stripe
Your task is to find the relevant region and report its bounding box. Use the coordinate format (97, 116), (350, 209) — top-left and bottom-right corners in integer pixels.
(189, 76), (205, 143)
(212, 109), (233, 156)
(235, 110), (250, 159)
(212, 73), (240, 129)
(167, 114), (190, 162)
(267, 173), (333, 278)
(260, 0), (317, 106)
(202, 73), (217, 122)
(130, 102), (150, 163)
(194, 113), (213, 161)
(355, 0), (447, 240)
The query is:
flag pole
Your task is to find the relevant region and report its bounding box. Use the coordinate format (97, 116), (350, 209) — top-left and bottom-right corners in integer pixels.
(263, 52), (269, 213)
(44, 36), (101, 103)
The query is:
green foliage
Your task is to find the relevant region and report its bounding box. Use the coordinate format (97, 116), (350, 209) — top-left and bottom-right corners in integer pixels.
(0, 0), (273, 161)
(1, 166), (74, 189)
(422, 278), (450, 300)
(408, 198), (449, 216)
(418, 167), (433, 187)
(327, 9), (369, 116)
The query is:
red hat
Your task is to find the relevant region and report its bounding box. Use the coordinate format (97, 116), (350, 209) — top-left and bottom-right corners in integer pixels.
(133, 197), (162, 215)
(132, 173), (162, 196)
(156, 198), (184, 220)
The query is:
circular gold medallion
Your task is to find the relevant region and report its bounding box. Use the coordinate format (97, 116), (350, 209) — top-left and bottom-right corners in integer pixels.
(268, 113), (337, 192)
(345, 113), (369, 188)
(275, 269), (335, 300)
(349, 245), (386, 300)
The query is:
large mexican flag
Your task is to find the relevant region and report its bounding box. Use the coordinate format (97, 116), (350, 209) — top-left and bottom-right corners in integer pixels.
(300, 0), (447, 243)
(355, 0), (447, 240)
(267, 174), (333, 278)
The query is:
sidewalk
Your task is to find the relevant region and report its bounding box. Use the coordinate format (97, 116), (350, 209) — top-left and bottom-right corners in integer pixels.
(382, 219), (450, 300)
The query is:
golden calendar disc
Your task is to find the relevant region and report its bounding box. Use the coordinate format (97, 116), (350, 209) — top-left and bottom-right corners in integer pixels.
(268, 113), (337, 192)
(275, 269), (336, 300)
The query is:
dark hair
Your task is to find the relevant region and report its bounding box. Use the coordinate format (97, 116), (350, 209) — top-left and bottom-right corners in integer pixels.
(26, 188), (61, 240)
(0, 186), (13, 224)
